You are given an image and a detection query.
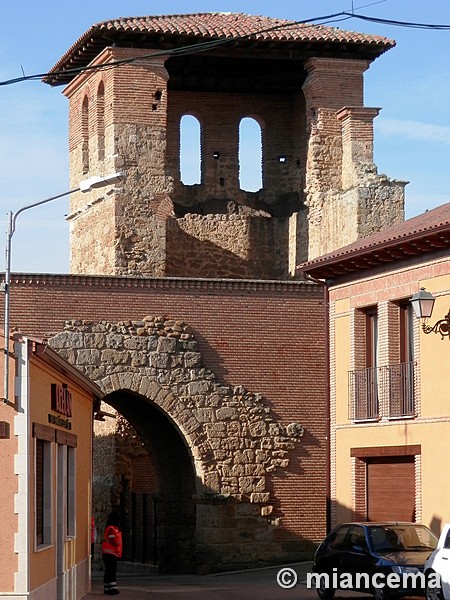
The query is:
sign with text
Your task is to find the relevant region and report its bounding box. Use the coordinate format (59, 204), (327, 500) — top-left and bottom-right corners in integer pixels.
(51, 383), (73, 418)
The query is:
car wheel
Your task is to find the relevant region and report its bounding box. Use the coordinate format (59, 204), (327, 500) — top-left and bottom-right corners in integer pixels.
(317, 578), (335, 599)
(426, 572), (443, 600)
(373, 586), (390, 600)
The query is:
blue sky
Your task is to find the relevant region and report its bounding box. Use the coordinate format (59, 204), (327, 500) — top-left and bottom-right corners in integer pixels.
(1, 0), (449, 272)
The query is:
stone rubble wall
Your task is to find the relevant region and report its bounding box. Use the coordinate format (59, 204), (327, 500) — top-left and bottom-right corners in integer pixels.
(49, 316), (306, 570)
(166, 214), (289, 279)
(49, 317), (304, 498)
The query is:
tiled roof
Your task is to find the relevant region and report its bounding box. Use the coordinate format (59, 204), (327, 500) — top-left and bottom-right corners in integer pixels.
(45, 12), (394, 85)
(299, 202), (450, 279)
(85, 13), (392, 44)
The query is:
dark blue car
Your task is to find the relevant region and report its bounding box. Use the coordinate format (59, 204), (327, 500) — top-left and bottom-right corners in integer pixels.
(312, 522), (438, 600)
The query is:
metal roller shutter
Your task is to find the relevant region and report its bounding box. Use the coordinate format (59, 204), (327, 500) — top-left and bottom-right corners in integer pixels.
(366, 456), (415, 522)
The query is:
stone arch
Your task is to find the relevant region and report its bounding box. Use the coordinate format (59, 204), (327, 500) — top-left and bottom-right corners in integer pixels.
(99, 372), (209, 488)
(49, 316), (305, 572)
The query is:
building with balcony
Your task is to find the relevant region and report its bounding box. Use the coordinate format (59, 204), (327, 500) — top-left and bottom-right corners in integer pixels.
(300, 201), (450, 533)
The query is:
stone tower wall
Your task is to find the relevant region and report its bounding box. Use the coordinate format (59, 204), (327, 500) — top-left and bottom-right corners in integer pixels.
(64, 43), (405, 278)
(165, 214), (289, 279)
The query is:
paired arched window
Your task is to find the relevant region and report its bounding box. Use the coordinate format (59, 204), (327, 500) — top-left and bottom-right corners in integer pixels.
(178, 114), (263, 190)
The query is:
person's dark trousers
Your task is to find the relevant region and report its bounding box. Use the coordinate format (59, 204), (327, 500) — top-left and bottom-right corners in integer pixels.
(103, 553), (119, 595)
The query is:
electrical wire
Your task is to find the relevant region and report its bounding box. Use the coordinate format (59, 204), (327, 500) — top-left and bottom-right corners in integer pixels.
(1, 10), (449, 87)
(0, 11), (346, 87)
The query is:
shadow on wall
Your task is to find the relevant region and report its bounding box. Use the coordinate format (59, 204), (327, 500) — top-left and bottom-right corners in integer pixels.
(165, 216), (290, 280)
(92, 389), (326, 575)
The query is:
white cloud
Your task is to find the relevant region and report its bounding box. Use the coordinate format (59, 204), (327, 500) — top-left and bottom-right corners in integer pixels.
(377, 117), (450, 145)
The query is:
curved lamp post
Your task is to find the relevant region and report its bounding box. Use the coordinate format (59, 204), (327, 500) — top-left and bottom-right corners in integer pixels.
(2, 171), (126, 403)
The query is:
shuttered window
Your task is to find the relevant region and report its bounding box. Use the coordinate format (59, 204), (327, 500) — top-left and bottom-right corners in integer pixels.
(36, 439), (44, 545)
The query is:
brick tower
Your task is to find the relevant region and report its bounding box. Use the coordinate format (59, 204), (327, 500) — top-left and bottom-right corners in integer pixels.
(45, 13), (406, 278)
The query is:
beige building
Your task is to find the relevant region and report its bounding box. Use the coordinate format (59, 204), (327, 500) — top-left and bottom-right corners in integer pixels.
(300, 202), (450, 535)
(0, 335), (102, 600)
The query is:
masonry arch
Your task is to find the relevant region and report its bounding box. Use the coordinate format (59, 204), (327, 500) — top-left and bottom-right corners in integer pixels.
(99, 386), (199, 573)
(49, 316), (304, 573)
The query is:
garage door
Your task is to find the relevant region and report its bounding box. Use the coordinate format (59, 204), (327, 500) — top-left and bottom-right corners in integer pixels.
(366, 456), (415, 522)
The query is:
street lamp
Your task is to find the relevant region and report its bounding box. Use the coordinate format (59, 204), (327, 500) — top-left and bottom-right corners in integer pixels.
(410, 287), (450, 340)
(2, 171), (126, 403)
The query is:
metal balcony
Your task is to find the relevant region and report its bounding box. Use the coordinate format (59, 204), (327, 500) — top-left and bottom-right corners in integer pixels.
(349, 361), (416, 421)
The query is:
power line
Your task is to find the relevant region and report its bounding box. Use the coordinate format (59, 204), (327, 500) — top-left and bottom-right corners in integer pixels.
(347, 11), (450, 30)
(1, 10), (449, 88)
(1, 11), (345, 87)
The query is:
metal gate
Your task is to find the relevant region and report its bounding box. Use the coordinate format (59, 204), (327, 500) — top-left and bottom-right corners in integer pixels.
(121, 492), (157, 564)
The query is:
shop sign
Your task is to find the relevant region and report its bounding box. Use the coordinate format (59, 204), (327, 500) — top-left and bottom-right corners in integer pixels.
(49, 383), (72, 430)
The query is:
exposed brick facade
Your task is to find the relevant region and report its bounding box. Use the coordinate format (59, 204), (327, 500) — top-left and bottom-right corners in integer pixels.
(33, 12), (409, 572)
(59, 24), (404, 278)
(7, 274), (327, 571)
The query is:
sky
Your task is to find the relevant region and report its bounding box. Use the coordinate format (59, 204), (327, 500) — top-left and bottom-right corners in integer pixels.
(1, 0), (450, 273)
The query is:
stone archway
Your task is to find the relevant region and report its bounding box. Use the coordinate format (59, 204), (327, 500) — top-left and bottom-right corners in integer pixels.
(49, 316), (304, 572)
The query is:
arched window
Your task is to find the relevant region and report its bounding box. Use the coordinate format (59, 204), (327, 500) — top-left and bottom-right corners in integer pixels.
(239, 117), (263, 191)
(81, 95), (89, 173)
(97, 82), (105, 161)
(180, 114), (201, 185)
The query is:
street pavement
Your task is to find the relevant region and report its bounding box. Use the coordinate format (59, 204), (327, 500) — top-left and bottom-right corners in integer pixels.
(84, 562), (424, 599)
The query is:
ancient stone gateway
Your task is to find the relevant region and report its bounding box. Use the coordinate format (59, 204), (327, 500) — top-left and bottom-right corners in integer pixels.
(49, 316), (305, 573)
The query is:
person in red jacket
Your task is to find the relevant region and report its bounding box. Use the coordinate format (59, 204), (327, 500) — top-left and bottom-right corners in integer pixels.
(101, 511), (123, 595)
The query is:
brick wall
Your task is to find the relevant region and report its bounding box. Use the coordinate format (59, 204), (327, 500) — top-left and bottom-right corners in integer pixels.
(6, 274), (328, 565)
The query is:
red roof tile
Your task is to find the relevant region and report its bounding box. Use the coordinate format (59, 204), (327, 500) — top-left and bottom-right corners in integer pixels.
(90, 13), (393, 44)
(299, 202), (450, 279)
(45, 12), (395, 85)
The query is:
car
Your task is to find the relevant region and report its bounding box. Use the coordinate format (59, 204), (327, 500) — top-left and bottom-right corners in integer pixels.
(312, 522), (438, 600)
(424, 523), (450, 600)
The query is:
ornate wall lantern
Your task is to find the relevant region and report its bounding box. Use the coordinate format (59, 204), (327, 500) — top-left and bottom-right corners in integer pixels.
(410, 288), (450, 339)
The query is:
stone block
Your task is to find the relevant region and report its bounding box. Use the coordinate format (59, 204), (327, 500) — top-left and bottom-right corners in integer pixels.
(250, 492), (270, 504)
(157, 337), (178, 353)
(216, 407), (238, 420)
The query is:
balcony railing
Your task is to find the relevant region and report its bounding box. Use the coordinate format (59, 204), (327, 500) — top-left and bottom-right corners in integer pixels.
(349, 361), (416, 421)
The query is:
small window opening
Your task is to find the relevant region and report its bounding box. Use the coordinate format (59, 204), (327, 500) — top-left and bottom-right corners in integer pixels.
(239, 117), (263, 192)
(278, 155), (287, 163)
(97, 82), (105, 161)
(81, 95), (89, 174)
(180, 115), (201, 185)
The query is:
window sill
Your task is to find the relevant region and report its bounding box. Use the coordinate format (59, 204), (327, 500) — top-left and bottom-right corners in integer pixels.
(351, 417), (381, 424)
(387, 414), (416, 421)
(36, 542), (53, 553)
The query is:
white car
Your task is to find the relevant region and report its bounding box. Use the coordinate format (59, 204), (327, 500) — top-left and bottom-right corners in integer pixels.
(425, 523), (450, 600)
